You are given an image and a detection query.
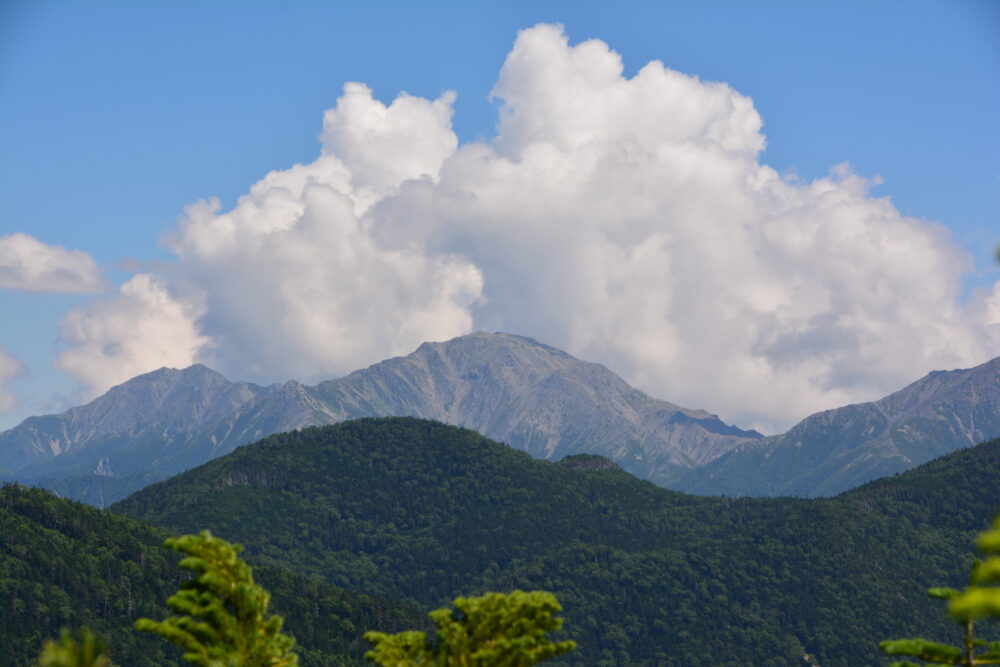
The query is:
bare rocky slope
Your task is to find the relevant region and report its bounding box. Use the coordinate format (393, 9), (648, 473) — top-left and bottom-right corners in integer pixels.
(0, 332), (760, 505)
(674, 356), (1000, 496)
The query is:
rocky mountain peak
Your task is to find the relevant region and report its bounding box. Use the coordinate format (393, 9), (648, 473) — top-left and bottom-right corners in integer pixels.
(675, 354), (1000, 497)
(1, 332), (760, 503)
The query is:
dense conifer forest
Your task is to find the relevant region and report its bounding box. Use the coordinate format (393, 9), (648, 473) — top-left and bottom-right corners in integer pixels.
(109, 418), (1000, 666)
(4, 418), (1000, 664)
(0, 483), (424, 666)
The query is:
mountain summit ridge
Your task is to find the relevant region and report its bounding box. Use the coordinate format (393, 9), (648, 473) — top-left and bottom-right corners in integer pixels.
(313, 332), (758, 465)
(0, 332), (760, 504)
(674, 355), (1000, 496)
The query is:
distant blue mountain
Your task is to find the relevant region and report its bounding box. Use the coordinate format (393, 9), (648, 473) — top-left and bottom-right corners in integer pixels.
(675, 356), (1000, 496)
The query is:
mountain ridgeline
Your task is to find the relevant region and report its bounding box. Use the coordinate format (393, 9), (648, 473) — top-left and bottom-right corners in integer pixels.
(2, 332), (1000, 503)
(112, 418), (1000, 666)
(0, 333), (760, 505)
(674, 356), (1000, 496)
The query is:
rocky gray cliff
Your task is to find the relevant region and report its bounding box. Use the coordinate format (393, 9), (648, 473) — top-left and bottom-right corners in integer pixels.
(674, 356), (1000, 497)
(0, 332), (760, 505)
(0, 364), (268, 473)
(314, 333), (760, 474)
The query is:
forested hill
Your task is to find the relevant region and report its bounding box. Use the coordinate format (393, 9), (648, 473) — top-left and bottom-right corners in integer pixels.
(0, 484), (424, 667)
(114, 417), (1000, 666)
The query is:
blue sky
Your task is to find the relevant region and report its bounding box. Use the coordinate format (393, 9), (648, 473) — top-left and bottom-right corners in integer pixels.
(1, 1), (998, 432)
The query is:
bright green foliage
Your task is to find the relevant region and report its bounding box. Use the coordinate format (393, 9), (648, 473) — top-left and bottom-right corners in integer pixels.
(135, 531), (299, 667)
(365, 590), (575, 666)
(881, 635), (1000, 666)
(36, 627), (111, 667)
(950, 517), (1000, 621)
(880, 637), (962, 664)
(881, 518), (1000, 666)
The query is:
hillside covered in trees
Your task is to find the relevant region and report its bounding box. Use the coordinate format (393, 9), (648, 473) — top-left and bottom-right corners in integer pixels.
(111, 418), (1000, 666)
(0, 483), (424, 666)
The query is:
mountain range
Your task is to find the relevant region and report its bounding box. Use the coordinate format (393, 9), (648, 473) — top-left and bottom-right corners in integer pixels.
(674, 356), (1000, 496)
(1, 331), (999, 504)
(6, 416), (1000, 664)
(0, 333), (760, 505)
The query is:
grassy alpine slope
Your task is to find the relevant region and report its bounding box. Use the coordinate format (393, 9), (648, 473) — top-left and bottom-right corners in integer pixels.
(113, 417), (1000, 666)
(0, 483), (425, 667)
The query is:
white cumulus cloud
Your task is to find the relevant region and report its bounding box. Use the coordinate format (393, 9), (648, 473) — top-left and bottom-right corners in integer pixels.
(375, 24), (999, 431)
(49, 23), (1000, 431)
(56, 82), (482, 392)
(970, 280), (1000, 352)
(54, 274), (209, 398)
(0, 233), (108, 293)
(320, 82), (459, 210)
(0, 347), (26, 413)
(159, 82), (482, 382)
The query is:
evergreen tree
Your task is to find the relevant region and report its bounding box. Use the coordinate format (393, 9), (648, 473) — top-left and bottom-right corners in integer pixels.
(364, 590), (576, 666)
(36, 628), (112, 667)
(135, 531), (299, 666)
(881, 516), (1000, 666)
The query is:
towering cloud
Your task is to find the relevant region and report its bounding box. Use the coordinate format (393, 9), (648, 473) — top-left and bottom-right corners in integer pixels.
(50, 24), (1000, 430)
(0, 233), (107, 294)
(159, 83), (482, 383)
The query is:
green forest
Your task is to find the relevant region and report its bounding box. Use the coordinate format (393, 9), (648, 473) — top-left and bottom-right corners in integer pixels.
(6, 417), (1000, 665)
(0, 483), (424, 666)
